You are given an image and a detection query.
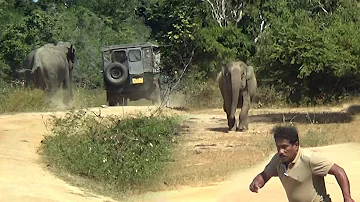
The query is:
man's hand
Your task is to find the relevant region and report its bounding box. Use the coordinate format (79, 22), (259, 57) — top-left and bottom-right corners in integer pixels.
(249, 180), (261, 193)
(249, 172), (270, 193)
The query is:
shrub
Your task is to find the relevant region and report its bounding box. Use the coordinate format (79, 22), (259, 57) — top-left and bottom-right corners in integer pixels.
(39, 109), (182, 192)
(300, 129), (333, 148)
(182, 79), (222, 109)
(251, 85), (288, 108)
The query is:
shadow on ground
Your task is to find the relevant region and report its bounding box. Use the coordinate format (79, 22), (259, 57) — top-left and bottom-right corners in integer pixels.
(346, 105), (360, 115)
(207, 105), (360, 133)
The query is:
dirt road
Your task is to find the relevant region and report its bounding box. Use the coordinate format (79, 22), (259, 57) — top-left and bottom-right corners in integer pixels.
(0, 105), (359, 202)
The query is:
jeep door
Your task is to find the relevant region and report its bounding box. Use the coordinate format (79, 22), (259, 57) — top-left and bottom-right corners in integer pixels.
(128, 48), (144, 84)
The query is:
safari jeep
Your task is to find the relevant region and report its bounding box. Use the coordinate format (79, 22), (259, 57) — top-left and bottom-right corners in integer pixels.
(101, 42), (163, 106)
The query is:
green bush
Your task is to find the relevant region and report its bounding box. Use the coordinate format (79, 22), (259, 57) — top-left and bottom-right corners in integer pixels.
(178, 72), (222, 109)
(301, 129), (331, 148)
(39, 109), (182, 192)
(182, 80), (222, 109)
(251, 85), (288, 108)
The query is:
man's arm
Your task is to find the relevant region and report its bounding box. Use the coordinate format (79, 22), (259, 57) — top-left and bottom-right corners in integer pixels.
(249, 154), (278, 193)
(249, 171), (272, 193)
(328, 164), (355, 202)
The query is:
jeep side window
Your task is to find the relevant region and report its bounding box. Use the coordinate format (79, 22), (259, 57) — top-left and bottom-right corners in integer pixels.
(154, 51), (160, 73)
(128, 49), (141, 62)
(144, 48), (151, 58)
(103, 51), (111, 62)
(112, 51), (127, 64)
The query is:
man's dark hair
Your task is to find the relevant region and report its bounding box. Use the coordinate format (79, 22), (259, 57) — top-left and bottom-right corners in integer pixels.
(271, 125), (299, 145)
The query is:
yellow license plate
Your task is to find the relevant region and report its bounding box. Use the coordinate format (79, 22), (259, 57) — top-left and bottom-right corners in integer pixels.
(132, 77), (144, 84)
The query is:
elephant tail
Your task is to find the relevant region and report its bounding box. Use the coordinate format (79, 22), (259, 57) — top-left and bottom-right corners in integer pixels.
(16, 68), (32, 73)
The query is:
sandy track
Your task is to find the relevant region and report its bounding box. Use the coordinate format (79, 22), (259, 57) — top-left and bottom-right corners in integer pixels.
(0, 106), (359, 202)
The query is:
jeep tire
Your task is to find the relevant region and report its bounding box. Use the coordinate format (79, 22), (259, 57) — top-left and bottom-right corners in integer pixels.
(104, 62), (128, 86)
(108, 94), (128, 106)
(118, 96), (128, 106)
(151, 82), (165, 105)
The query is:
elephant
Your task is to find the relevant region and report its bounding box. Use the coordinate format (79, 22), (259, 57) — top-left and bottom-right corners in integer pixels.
(217, 60), (257, 132)
(18, 41), (76, 105)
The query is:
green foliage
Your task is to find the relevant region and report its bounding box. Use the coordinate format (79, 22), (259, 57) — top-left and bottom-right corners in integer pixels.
(0, 8), (58, 78)
(143, 0), (205, 77)
(181, 73), (223, 109)
(196, 25), (254, 67)
(253, 0), (360, 105)
(39, 110), (181, 191)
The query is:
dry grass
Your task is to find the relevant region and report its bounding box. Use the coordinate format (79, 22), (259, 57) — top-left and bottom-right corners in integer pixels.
(158, 133), (274, 189)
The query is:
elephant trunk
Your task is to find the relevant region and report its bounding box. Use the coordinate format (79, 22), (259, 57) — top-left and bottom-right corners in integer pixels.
(227, 68), (241, 129)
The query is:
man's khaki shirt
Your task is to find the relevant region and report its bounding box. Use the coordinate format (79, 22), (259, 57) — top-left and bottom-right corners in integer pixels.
(263, 147), (334, 202)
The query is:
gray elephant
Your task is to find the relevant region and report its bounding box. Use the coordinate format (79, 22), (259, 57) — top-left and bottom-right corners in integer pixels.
(217, 60), (257, 132)
(18, 41), (76, 105)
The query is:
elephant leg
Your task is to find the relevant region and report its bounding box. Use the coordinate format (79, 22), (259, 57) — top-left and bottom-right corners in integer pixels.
(62, 81), (72, 105)
(236, 91), (251, 132)
(218, 77), (227, 113)
(46, 80), (57, 98)
(40, 80), (56, 104)
(62, 71), (73, 105)
(46, 72), (58, 98)
(228, 75), (241, 131)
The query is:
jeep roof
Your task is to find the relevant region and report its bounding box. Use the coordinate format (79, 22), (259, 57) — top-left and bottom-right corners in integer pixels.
(101, 42), (160, 52)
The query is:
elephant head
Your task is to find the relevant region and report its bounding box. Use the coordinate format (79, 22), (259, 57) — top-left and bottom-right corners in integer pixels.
(53, 41), (76, 71)
(66, 44), (76, 71)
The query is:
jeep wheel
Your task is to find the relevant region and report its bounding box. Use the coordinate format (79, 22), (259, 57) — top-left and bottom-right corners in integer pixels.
(118, 96), (128, 106)
(151, 82), (165, 105)
(104, 62), (128, 86)
(109, 99), (117, 106)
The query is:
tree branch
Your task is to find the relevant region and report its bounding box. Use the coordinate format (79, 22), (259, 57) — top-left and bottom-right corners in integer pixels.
(205, 0), (223, 27)
(204, 0), (245, 27)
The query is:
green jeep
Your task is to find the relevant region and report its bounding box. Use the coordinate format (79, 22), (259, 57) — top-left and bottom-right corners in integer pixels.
(101, 42), (164, 106)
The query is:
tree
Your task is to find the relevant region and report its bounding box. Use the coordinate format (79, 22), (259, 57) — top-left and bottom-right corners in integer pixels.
(0, 8), (57, 79)
(252, 0), (360, 104)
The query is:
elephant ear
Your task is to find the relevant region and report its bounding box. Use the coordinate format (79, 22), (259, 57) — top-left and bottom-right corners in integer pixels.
(246, 65), (255, 80)
(67, 44), (76, 63)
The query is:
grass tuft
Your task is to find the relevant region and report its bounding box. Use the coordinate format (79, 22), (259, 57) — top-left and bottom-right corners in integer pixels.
(38, 109), (183, 198)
